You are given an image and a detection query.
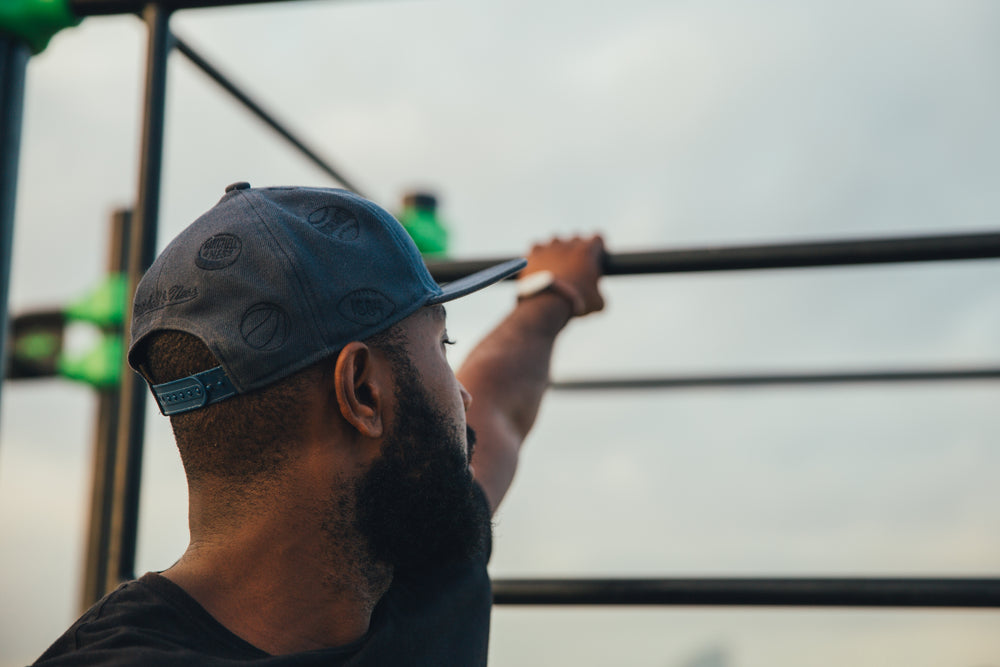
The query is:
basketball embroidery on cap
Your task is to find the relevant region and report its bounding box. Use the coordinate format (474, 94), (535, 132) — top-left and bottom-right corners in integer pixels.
(307, 206), (360, 241)
(240, 303), (290, 351)
(338, 290), (395, 326)
(195, 234), (242, 270)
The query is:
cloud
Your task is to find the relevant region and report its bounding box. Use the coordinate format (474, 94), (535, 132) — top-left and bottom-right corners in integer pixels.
(5, 2), (1000, 665)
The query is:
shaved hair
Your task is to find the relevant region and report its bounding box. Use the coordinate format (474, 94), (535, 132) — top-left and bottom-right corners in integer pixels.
(138, 323), (410, 489)
(139, 331), (325, 487)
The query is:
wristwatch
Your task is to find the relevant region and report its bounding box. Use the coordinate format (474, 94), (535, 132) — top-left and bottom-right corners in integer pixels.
(516, 270), (586, 317)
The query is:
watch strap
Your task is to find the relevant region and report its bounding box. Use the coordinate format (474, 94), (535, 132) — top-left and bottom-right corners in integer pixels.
(516, 270), (586, 317)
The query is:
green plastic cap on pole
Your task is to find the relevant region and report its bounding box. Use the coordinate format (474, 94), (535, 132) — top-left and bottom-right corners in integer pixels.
(66, 273), (127, 328)
(398, 191), (449, 258)
(0, 0), (80, 54)
(61, 273), (127, 387)
(6, 274), (127, 387)
(57, 333), (123, 389)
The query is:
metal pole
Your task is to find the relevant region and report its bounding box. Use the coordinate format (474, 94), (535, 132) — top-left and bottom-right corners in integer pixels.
(492, 577), (1000, 608)
(106, 3), (170, 588)
(172, 35), (367, 196)
(551, 367), (1000, 392)
(0, 34), (30, 437)
(426, 231), (1000, 282)
(69, 0), (299, 16)
(81, 209), (131, 609)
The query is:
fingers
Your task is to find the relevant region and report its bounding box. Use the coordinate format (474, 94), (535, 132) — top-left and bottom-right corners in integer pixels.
(522, 233), (606, 317)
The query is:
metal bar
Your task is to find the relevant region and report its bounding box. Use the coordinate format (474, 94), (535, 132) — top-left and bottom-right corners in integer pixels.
(551, 367), (1000, 392)
(81, 209), (131, 610)
(492, 578), (1000, 608)
(107, 3), (171, 589)
(69, 0), (297, 16)
(426, 231), (1000, 282)
(172, 35), (366, 195)
(0, 34), (30, 439)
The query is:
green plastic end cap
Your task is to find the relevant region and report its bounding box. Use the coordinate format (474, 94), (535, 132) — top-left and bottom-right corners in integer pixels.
(66, 273), (127, 328)
(398, 191), (449, 258)
(57, 334), (123, 389)
(0, 0), (81, 55)
(399, 206), (449, 257)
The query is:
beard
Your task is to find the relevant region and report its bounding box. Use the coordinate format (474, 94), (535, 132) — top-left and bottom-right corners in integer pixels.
(351, 357), (491, 575)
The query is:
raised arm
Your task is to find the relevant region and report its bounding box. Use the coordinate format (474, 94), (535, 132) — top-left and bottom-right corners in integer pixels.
(459, 235), (605, 514)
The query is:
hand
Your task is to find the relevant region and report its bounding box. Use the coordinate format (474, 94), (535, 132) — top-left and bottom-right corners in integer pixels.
(521, 234), (606, 317)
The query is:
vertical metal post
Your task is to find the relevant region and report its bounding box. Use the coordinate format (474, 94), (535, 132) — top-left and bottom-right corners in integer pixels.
(105, 3), (170, 588)
(81, 209), (131, 608)
(0, 34), (30, 436)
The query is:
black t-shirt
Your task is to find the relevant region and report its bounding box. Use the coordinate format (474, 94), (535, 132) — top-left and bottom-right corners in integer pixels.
(34, 513), (492, 665)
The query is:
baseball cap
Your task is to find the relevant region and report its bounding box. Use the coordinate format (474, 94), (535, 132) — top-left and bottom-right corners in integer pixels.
(128, 183), (526, 416)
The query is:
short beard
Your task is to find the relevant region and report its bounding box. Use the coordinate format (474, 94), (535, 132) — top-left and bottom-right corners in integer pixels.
(352, 357), (491, 575)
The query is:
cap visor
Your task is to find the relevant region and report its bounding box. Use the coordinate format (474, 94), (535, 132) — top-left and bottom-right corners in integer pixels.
(428, 257), (527, 304)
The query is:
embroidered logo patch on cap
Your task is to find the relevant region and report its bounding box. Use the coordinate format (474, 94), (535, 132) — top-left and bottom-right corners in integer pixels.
(196, 234), (242, 270)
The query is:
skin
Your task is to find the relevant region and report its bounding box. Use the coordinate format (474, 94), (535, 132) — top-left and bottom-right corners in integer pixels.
(462, 234), (606, 511)
(161, 235), (605, 655)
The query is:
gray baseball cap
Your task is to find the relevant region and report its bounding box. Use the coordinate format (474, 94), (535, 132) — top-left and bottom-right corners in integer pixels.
(128, 183), (525, 415)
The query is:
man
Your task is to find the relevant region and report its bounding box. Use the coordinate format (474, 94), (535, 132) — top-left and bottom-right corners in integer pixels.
(34, 183), (604, 665)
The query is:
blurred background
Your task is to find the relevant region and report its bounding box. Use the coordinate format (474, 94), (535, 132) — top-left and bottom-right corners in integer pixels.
(2, 1), (999, 665)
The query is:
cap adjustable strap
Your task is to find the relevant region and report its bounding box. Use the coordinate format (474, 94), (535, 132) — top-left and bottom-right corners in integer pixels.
(151, 366), (237, 416)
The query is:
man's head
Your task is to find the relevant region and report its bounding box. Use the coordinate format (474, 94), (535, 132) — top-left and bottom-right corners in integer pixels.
(129, 184), (522, 569)
(140, 311), (487, 573)
(128, 183), (523, 415)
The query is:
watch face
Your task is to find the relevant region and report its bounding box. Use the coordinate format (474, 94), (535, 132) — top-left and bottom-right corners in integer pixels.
(516, 270), (555, 298)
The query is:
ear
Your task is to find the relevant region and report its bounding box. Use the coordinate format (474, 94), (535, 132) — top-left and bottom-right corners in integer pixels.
(334, 342), (385, 439)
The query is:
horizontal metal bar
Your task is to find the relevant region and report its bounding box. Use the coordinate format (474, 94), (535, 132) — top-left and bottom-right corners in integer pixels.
(69, 0), (297, 17)
(427, 231), (1000, 282)
(551, 367), (1000, 391)
(171, 34), (367, 196)
(492, 578), (1000, 608)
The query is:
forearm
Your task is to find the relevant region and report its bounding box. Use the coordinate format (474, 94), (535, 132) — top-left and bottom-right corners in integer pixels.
(459, 293), (572, 512)
(460, 234), (605, 513)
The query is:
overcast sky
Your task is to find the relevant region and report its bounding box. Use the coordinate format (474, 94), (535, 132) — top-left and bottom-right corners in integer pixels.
(2, 2), (1000, 666)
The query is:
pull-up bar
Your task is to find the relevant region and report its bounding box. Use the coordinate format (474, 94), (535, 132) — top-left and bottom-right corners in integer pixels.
(427, 230), (1000, 282)
(551, 367), (1000, 391)
(492, 577), (1000, 608)
(172, 34), (367, 196)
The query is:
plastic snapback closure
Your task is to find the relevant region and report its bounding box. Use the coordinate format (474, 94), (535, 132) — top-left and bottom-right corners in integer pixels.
(152, 366), (238, 416)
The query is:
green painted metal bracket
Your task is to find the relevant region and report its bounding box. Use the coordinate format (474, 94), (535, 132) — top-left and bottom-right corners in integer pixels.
(58, 333), (123, 389)
(6, 273), (127, 387)
(0, 0), (81, 54)
(66, 273), (127, 328)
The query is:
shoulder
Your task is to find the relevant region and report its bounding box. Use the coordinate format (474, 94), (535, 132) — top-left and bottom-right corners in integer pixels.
(32, 574), (265, 666)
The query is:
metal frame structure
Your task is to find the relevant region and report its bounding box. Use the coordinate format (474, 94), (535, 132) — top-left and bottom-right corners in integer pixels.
(549, 367), (1000, 391)
(0, 34), (30, 420)
(2, 0), (998, 617)
(492, 577), (1000, 608)
(80, 209), (132, 607)
(425, 230), (1000, 281)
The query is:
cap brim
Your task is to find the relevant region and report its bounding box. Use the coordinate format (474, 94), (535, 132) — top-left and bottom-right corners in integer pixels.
(428, 257), (527, 304)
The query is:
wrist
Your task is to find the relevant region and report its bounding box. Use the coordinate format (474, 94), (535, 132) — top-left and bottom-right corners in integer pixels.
(516, 270), (586, 317)
(513, 291), (573, 336)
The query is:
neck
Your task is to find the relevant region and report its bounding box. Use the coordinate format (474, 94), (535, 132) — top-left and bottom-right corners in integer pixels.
(162, 487), (392, 655)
